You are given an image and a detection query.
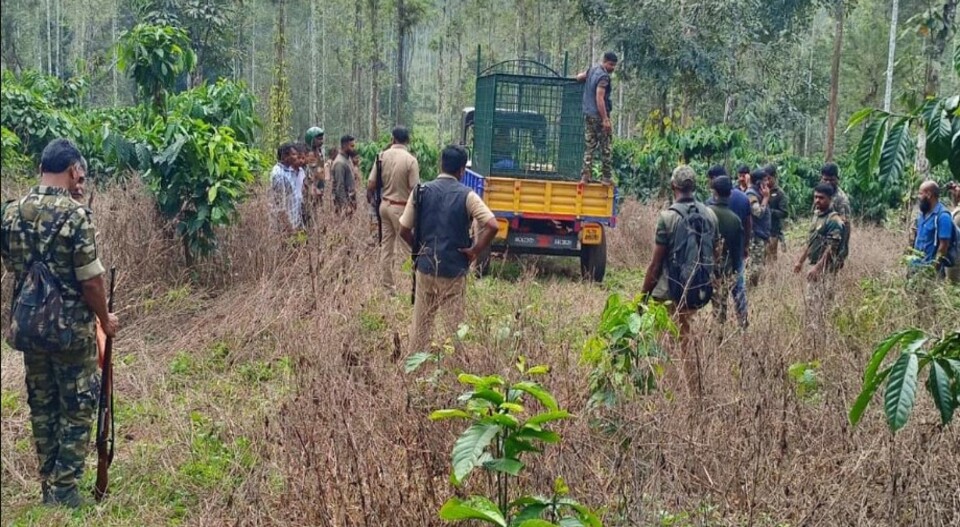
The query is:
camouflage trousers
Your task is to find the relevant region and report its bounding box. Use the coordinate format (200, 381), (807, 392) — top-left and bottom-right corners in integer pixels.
(582, 115), (612, 181)
(23, 342), (99, 494)
(746, 238), (768, 287)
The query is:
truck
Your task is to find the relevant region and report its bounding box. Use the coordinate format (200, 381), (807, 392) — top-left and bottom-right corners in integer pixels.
(460, 55), (617, 282)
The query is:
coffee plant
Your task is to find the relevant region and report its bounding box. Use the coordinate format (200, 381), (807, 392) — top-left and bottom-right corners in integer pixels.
(849, 329), (960, 432)
(430, 360), (602, 526)
(581, 293), (677, 408)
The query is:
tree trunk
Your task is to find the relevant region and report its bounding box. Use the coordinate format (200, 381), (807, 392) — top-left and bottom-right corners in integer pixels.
(310, 0), (318, 125)
(45, 0), (52, 76)
(321, 0), (326, 124)
(882, 0), (899, 112)
(923, 0), (958, 96)
(250, 15), (256, 96)
(55, 0), (60, 77)
(825, 2), (845, 163)
(112, 3), (118, 106)
(395, 0), (406, 125)
(369, 0), (380, 139)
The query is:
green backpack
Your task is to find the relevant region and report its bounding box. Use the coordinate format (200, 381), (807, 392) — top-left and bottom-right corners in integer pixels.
(5, 201), (80, 353)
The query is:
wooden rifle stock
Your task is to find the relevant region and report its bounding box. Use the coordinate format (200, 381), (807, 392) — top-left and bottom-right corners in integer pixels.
(94, 267), (116, 502)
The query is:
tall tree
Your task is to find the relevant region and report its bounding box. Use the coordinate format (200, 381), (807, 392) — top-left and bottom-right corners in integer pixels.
(882, 0), (899, 112)
(394, 0), (427, 126)
(267, 0), (291, 147)
(825, 1), (846, 162)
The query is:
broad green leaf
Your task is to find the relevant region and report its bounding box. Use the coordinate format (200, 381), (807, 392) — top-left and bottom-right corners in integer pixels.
(500, 402), (525, 414)
(487, 413), (520, 428)
(855, 116), (887, 178)
(558, 518), (587, 527)
(460, 373), (505, 388)
(864, 329), (923, 383)
(513, 503), (550, 523)
(527, 365), (551, 375)
(504, 437), (541, 459)
(955, 41), (960, 77)
(516, 427), (560, 444)
(884, 353), (919, 432)
(451, 422), (501, 486)
(526, 410), (571, 427)
(515, 520), (558, 527)
(512, 381), (559, 411)
(927, 360), (955, 426)
(482, 457), (524, 476)
(923, 99), (952, 166)
(849, 366), (893, 426)
(439, 496), (506, 526)
(846, 107), (875, 131)
(878, 118), (912, 185)
(557, 500), (602, 527)
(429, 409), (472, 421)
(404, 352), (436, 373)
(627, 312), (643, 335)
(470, 389), (506, 406)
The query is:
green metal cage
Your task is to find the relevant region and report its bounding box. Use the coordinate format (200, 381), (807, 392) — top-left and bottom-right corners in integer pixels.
(473, 60), (584, 181)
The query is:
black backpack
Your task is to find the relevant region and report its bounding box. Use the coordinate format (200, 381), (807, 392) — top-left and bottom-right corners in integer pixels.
(666, 202), (715, 309)
(5, 201), (80, 353)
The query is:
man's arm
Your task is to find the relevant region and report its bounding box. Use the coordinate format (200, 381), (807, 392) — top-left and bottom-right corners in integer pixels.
(596, 82), (610, 130)
(400, 225), (414, 248)
(399, 196), (416, 248)
(366, 158), (378, 193)
(81, 275), (117, 337)
(72, 213), (118, 336)
(641, 243), (668, 295)
(461, 218), (499, 261)
(576, 71), (587, 83)
(936, 212), (953, 263)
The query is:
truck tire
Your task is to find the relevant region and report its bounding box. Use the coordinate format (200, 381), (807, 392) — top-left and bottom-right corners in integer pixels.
(580, 227), (607, 283)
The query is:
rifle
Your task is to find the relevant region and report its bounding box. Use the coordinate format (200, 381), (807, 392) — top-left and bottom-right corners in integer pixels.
(411, 184), (422, 305)
(375, 154), (384, 246)
(94, 267), (117, 502)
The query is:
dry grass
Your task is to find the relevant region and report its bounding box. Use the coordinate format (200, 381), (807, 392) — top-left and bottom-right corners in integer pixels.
(1, 185), (958, 526)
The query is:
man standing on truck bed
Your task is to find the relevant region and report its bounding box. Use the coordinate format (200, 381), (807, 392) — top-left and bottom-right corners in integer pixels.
(400, 145), (499, 356)
(577, 51), (618, 185)
(367, 126), (420, 292)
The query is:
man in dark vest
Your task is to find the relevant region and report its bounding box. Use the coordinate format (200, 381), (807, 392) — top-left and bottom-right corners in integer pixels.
(576, 51), (618, 185)
(399, 145), (499, 354)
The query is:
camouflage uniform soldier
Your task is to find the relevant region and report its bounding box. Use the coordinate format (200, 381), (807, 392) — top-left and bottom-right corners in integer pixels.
(745, 169), (772, 286)
(795, 184), (845, 334)
(577, 51), (618, 184)
(0, 139), (119, 508)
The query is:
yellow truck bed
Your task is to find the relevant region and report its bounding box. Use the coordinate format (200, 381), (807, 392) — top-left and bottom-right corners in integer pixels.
(480, 176), (616, 221)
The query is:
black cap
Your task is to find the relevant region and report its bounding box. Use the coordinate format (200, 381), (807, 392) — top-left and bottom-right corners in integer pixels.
(712, 175), (733, 196)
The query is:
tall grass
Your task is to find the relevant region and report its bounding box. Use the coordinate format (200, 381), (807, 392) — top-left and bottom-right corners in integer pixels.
(1, 183), (957, 526)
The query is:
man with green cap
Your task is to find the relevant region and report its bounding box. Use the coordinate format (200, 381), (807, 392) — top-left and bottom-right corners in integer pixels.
(641, 165), (718, 397)
(304, 127), (326, 216)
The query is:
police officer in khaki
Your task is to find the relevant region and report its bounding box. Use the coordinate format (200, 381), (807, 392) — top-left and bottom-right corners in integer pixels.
(367, 126), (420, 291)
(0, 138), (119, 508)
(399, 145), (499, 354)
